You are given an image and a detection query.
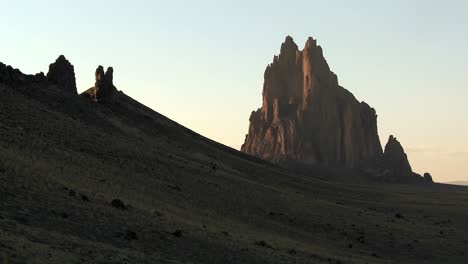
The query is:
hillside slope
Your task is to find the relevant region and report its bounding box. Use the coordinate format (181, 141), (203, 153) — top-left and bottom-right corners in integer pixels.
(1, 59), (468, 264)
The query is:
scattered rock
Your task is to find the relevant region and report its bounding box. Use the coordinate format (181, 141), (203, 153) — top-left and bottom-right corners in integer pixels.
(168, 185), (182, 192)
(210, 162), (217, 171)
(13, 216), (28, 224)
(68, 190), (76, 197)
(288, 249), (297, 255)
(173, 230), (183, 237)
(152, 210), (163, 217)
(81, 194), (89, 202)
(124, 229), (138, 240)
(110, 199), (126, 210)
(395, 213), (404, 219)
(255, 240), (273, 249)
(357, 235), (365, 244)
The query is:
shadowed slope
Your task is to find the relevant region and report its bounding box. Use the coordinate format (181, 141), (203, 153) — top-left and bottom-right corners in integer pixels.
(0, 58), (467, 264)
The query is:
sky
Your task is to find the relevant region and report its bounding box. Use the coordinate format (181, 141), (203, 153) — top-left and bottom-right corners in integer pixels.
(1, 0), (467, 182)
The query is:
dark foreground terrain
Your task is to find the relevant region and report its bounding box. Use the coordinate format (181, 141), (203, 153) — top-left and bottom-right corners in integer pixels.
(1, 63), (468, 264)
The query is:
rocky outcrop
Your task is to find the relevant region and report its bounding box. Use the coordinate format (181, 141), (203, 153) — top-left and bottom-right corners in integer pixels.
(0, 62), (46, 87)
(47, 55), (77, 94)
(369, 135), (434, 183)
(241, 36), (382, 168)
(381, 135), (413, 180)
(81, 65), (117, 102)
(423, 173), (433, 183)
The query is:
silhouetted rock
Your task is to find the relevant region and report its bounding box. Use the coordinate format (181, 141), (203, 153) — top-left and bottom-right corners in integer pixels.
(381, 135), (413, 180)
(124, 229), (138, 240)
(423, 173), (434, 183)
(82, 65), (117, 102)
(46, 55), (77, 95)
(0, 62), (46, 87)
(241, 36), (382, 168)
(81, 194), (89, 202)
(395, 213), (404, 219)
(255, 240), (273, 249)
(111, 199), (126, 210)
(173, 230), (183, 237)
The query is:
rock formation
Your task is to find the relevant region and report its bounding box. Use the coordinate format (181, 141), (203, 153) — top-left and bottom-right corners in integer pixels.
(381, 135), (413, 180)
(81, 65), (117, 102)
(0, 62), (46, 87)
(371, 135), (434, 183)
(423, 173), (434, 183)
(241, 36), (382, 168)
(46, 55), (77, 94)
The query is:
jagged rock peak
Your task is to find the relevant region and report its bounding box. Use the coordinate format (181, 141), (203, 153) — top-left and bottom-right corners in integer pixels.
(242, 36), (382, 168)
(95, 65), (105, 82)
(304, 37), (317, 49)
(384, 136), (407, 159)
(423, 172), (434, 183)
(0, 61), (46, 86)
(82, 65), (117, 102)
(95, 65), (114, 85)
(47, 55), (77, 94)
(382, 135), (413, 179)
(105, 67), (113, 84)
(280, 36), (299, 55)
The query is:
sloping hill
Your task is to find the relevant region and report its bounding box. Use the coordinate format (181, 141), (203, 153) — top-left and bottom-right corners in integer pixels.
(1, 59), (468, 264)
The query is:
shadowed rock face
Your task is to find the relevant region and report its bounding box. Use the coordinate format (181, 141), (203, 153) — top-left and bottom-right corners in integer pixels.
(95, 65), (117, 100)
(0, 63), (46, 87)
(423, 173), (434, 183)
(382, 135), (413, 179)
(241, 36), (383, 168)
(47, 55), (77, 94)
(82, 65), (117, 102)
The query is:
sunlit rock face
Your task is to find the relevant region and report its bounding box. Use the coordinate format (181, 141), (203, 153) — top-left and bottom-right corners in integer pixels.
(241, 36), (383, 167)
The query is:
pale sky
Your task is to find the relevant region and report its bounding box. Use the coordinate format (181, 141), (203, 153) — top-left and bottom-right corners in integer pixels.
(1, 0), (467, 182)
